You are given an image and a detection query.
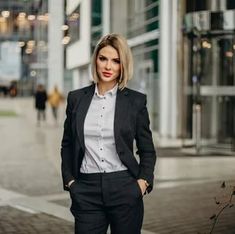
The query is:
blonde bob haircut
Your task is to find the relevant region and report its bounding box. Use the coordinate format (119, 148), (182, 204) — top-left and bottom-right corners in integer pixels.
(91, 33), (133, 90)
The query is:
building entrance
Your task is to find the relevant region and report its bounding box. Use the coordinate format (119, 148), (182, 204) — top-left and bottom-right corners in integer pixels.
(186, 33), (235, 152)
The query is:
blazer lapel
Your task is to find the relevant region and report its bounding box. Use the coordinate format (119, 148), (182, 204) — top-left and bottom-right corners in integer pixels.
(114, 88), (130, 143)
(76, 84), (95, 151)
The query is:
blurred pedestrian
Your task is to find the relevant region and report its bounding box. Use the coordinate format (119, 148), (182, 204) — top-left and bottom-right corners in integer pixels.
(9, 81), (17, 97)
(35, 84), (47, 126)
(61, 33), (156, 234)
(48, 85), (64, 124)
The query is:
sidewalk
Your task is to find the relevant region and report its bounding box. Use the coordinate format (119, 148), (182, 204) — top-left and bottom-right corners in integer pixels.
(0, 206), (73, 234)
(0, 97), (235, 234)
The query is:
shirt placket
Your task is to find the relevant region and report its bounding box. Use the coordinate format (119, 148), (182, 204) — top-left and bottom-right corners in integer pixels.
(98, 95), (106, 172)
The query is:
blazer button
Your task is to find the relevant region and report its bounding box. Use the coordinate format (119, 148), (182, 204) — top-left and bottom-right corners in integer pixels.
(118, 151), (124, 155)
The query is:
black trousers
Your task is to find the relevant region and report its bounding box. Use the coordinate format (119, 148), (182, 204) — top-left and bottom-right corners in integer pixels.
(69, 170), (144, 234)
(51, 106), (58, 121)
(37, 110), (46, 122)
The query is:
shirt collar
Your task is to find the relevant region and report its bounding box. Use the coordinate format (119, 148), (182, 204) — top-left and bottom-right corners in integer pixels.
(95, 83), (118, 97)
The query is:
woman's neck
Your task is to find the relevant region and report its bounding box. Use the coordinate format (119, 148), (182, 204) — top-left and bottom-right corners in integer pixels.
(97, 82), (117, 96)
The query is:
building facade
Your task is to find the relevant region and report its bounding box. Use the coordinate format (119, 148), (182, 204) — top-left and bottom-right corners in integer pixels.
(1, 0), (234, 150)
(65, 0), (161, 141)
(0, 0), (49, 95)
(182, 0), (235, 152)
(64, 0), (235, 151)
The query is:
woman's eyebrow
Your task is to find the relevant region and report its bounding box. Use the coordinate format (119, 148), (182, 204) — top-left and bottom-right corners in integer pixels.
(98, 54), (119, 60)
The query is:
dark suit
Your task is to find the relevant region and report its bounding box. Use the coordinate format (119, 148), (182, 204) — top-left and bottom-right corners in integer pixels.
(61, 84), (156, 233)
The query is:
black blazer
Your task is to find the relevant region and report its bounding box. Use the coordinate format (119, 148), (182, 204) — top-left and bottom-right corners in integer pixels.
(61, 84), (156, 193)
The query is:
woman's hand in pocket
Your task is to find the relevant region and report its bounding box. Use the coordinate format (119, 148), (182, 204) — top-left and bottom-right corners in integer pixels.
(137, 179), (148, 195)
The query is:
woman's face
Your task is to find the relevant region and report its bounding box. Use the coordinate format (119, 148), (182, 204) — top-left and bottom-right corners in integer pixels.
(96, 45), (121, 85)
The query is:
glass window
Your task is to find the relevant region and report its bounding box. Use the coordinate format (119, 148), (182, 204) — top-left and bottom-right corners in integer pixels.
(129, 39), (159, 130)
(91, 0), (102, 52)
(132, 39), (158, 74)
(186, 0), (207, 13)
(227, 0), (235, 9)
(66, 5), (80, 44)
(211, 12), (224, 30)
(127, 0), (159, 38)
(190, 36), (235, 86)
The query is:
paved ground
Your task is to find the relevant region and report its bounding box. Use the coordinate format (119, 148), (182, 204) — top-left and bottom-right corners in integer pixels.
(0, 97), (235, 234)
(0, 206), (73, 234)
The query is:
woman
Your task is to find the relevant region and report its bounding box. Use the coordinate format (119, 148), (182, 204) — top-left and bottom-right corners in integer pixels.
(48, 85), (64, 123)
(61, 33), (156, 234)
(35, 84), (47, 126)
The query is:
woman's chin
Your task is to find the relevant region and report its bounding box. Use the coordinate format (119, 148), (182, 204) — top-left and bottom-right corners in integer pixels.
(100, 77), (117, 83)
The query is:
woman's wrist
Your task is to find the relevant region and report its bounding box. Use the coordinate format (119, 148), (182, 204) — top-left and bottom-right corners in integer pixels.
(67, 179), (75, 188)
(137, 179), (149, 195)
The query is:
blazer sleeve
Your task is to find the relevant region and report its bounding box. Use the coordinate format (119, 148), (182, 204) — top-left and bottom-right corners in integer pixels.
(135, 95), (157, 193)
(61, 92), (75, 191)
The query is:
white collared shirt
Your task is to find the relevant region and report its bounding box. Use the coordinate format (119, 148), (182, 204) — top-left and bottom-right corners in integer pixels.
(80, 84), (127, 173)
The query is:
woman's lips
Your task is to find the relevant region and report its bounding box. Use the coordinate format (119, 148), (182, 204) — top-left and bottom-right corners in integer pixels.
(102, 72), (113, 77)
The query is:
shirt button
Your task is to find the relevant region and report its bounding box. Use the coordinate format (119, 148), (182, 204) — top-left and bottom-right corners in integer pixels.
(100, 148), (103, 151)
(102, 107), (105, 109)
(101, 159), (104, 162)
(101, 115), (103, 117)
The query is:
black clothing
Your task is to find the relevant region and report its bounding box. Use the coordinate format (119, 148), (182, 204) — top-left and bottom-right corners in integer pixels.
(61, 84), (156, 193)
(61, 84), (156, 234)
(35, 90), (47, 110)
(70, 170), (143, 234)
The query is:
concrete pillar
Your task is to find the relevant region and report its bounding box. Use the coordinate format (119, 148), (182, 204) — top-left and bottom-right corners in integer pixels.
(219, 0), (227, 11)
(159, 0), (178, 140)
(210, 0), (226, 11)
(110, 0), (128, 35)
(66, 0), (91, 91)
(159, 0), (171, 139)
(102, 0), (110, 35)
(48, 0), (64, 93)
(211, 39), (219, 138)
(170, 0), (178, 138)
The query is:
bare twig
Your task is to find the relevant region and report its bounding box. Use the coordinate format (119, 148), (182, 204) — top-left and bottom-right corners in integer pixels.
(209, 182), (235, 234)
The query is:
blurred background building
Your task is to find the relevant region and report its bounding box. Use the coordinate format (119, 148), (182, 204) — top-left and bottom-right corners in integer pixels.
(182, 0), (235, 153)
(0, 0), (48, 96)
(0, 0), (234, 152)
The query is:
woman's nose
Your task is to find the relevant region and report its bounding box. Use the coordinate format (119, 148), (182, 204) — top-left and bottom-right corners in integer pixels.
(105, 61), (111, 70)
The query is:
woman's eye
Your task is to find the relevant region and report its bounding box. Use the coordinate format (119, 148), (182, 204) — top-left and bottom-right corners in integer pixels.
(113, 59), (120, 64)
(99, 57), (106, 61)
